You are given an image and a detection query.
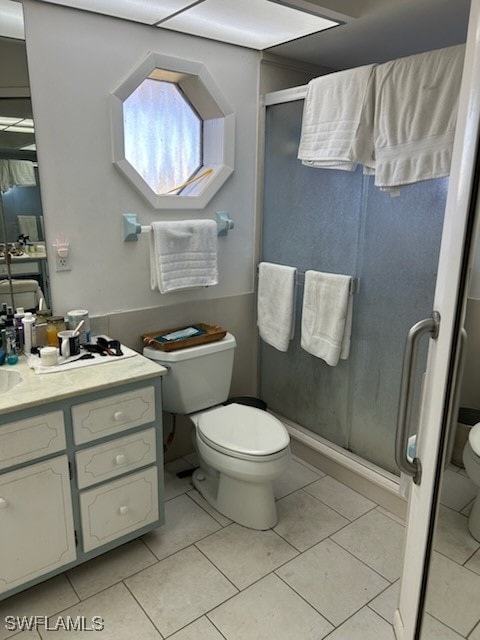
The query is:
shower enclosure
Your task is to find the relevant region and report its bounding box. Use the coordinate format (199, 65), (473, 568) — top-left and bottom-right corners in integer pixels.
(260, 98), (448, 475)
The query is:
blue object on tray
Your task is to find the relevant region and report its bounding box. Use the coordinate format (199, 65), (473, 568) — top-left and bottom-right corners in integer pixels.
(153, 325), (207, 344)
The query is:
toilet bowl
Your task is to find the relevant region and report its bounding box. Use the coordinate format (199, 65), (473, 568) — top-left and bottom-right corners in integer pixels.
(143, 333), (291, 530)
(463, 422), (480, 541)
(191, 403), (290, 530)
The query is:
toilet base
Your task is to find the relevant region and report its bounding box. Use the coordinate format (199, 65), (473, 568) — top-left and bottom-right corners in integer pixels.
(192, 466), (278, 530)
(468, 492), (480, 542)
(462, 441), (480, 542)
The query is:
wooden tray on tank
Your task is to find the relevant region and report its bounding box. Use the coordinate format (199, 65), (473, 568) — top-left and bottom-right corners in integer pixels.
(142, 323), (227, 352)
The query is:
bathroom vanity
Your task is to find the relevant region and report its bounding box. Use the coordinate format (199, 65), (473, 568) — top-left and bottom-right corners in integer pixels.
(0, 352), (166, 600)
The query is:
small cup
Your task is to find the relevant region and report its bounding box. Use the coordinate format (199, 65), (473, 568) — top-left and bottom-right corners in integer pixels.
(40, 346), (58, 367)
(58, 330), (80, 358)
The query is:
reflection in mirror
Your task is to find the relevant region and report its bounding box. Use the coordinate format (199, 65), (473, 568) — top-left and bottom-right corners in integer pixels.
(0, 96), (50, 312)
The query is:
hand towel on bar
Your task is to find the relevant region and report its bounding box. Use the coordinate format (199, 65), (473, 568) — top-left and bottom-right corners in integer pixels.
(150, 220), (218, 293)
(373, 44), (465, 191)
(297, 64), (376, 172)
(257, 262), (297, 352)
(301, 270), (353, 366)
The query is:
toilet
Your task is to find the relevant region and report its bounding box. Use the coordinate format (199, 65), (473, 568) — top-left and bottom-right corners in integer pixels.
(463, 423), (480, 541)
(143, 333), (290, 530)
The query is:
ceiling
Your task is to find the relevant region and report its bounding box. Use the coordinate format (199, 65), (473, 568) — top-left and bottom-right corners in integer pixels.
(0, 0), (471, 70)
(269, 0), (471, 70)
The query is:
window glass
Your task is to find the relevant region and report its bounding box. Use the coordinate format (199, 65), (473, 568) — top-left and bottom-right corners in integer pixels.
(123, 78), (202, 194)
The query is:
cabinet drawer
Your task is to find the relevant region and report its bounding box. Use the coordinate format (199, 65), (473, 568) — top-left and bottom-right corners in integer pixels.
(72, 386), (155, 445)
(0, 411), (66, 471)
(75, 428), (156, 489)
(80, 466), (158, 552)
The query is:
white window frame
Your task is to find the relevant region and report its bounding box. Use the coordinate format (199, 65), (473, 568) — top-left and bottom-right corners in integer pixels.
(110, 52), (235, 209)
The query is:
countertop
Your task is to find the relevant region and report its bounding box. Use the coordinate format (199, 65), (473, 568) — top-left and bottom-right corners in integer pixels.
(1, 352), (167, 417)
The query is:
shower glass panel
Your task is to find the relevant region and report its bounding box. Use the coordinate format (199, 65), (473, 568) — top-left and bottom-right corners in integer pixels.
(261, 99), (446, 473)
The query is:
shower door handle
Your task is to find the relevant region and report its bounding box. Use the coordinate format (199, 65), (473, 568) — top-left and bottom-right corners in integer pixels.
(395, 311), (441, 485)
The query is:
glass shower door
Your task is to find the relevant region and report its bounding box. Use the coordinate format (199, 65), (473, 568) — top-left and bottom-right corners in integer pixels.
(395, 0), (480, 634)
(261, 100), (447, 474)
(261, 99), (364, 450)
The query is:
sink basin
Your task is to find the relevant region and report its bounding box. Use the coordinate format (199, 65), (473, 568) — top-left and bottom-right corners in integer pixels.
(0, 369), (22, 393)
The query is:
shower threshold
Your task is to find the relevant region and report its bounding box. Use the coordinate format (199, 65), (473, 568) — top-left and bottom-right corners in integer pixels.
(271, 411), (407, 521)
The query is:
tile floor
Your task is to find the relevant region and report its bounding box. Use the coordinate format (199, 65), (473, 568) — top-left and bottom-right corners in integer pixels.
(1, 455), (479, 640)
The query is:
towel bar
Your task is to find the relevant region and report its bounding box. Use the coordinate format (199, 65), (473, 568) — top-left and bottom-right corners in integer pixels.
(295, 272), (360, 295)
(256, 265), (359, 295)
(122, 212), (234, 242)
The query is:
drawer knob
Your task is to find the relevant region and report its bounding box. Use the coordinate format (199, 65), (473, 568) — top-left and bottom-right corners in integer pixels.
(0, 498), (7, 509)
(113, 411), (125, 422)
(119, 505), (128, 516)
(115, 454), (127, 466)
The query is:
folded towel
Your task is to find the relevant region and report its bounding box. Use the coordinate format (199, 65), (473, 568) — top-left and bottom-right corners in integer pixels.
(373, 44), (465, 190)
(297, 64), (376, 172)
(0, 279), (44, 310)
(301, 271), (353, 366)
(150, 220), (218, 294)
(257, 262), (297, 352)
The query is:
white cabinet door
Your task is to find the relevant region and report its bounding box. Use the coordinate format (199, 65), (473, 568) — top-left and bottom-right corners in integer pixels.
(0, 455), (76, 594)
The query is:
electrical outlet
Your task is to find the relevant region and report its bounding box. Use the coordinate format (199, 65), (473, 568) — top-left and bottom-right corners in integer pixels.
(55, 253), (71, 271)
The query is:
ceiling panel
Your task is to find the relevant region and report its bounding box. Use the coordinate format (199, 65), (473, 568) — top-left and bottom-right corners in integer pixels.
(34, 0), (198, 25)
(160, 0), (338, 50)
(0, 0), (24, 39)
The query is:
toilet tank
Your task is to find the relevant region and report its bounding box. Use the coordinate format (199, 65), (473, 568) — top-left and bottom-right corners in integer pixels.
(143, 333), (236, 414)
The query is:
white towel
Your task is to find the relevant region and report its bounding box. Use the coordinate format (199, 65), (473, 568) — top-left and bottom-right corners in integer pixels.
(17, 215), (39, 241)
(297, 64), (376, 172)
(0, 160), (10, 192)
(301, 271), (353, 366)
(257, 262), (297, 352)
(149, 220), (218, 294)
(373, 44), (465, 190)
(0, 159), (36, 192)
(9, 160), (36, 187)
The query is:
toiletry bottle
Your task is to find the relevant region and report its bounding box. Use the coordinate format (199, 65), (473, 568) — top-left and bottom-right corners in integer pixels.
(46, 316), (66, 346)
(35, 309), (52, 347)
(14, 307), (25, 353)
(22, 311), (36, 355)
(5, 319), (18, 365)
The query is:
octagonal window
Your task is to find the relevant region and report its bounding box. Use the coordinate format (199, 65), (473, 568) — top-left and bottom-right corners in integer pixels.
(111, 52), (235, 210)
(123, 78), (202, 195)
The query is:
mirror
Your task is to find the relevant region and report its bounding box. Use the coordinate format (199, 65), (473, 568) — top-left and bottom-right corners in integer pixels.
(0, 41), (50, 313)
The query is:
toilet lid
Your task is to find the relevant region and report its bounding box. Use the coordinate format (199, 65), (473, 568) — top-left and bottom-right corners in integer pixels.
(469, 423), (480, 455)
(197, 403), (290, 456)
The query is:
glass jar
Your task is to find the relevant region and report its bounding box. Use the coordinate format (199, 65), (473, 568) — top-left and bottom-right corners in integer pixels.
(46, 316), (66, 347)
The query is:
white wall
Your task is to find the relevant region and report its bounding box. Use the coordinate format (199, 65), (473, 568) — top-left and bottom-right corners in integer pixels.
(21, 0), (261, 317)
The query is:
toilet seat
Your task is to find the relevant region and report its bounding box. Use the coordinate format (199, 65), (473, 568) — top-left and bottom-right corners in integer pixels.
(196, 403), (290, 459)
(469, 423), (480, 456)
